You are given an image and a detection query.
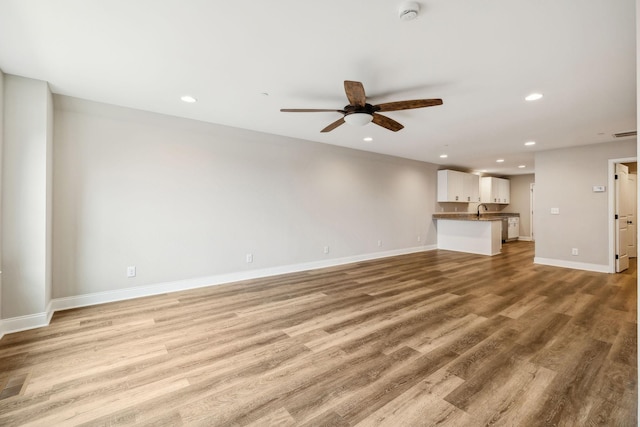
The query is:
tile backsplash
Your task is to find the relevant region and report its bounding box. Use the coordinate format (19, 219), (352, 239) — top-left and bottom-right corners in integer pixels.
(437, 202), (508, 213)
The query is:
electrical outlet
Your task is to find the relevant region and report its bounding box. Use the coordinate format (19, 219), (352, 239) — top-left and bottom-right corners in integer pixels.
(417, 235), (421, 242)
(127, 265), (136, 278)
(377, 240), (382, 247)
(323, 246), (329, 254)
(246, 253), (253, 263)
(571, 248), (579, 256)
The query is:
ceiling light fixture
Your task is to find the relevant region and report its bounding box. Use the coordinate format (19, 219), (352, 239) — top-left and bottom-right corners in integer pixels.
(399, 2), (420, 21)
(496, 159), (505, 163)
(181, 95), (197, 103)
(344, 113), (373, 126)
(363, 137), (373, 142)
(525, 93), (543, 101)
(524, 141), (536, 146)
(518, 165), (526, 168)
(440, 154), (448, 158)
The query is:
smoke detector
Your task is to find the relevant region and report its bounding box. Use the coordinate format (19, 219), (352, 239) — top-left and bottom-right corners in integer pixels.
(399, 2), (420, 21)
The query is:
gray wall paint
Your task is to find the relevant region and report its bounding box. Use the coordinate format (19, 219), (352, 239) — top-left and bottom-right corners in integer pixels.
(45, 82), (53, 311)
(52, 95), (439, 299)
(534, 140), (636, 267)
(1, 75), (53, 318)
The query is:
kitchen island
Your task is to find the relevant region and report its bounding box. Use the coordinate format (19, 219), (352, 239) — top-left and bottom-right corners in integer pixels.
(433, 214), (503, 256)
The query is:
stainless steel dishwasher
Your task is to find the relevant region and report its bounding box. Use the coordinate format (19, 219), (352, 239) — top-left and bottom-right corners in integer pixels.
(501, 216), (519, 242)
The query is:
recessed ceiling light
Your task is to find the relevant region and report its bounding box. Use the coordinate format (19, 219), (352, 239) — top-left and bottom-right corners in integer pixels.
(524, 141), (536, 146)
(518, 165), (526, 168)
(440, 154), (448, 158)
(181, 95), (197, 103)
(525, 93), (543, 101)
(363, 137), (373, 142)
(496, 159), (505, 163)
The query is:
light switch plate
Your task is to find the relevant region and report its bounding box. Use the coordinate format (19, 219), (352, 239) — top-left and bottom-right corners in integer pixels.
(550, 208), (560, 215)
(592, 185), (606, 192)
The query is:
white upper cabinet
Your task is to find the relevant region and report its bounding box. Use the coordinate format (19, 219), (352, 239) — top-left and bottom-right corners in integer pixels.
(480, 177), (510, 204)
(437, 170), (463, 202)
(498, 178), (510, 204)
(464, 173), (480, 203)
(437, 170), (480, 203)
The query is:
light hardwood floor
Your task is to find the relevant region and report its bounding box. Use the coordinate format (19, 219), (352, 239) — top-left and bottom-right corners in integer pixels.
(0, 242), (636, 426)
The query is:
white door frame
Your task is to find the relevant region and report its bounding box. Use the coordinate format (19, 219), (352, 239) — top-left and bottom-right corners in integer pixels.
(608, 156), (637, 273)
(629, 172), (637, 258)
(529, 183), (535, 241)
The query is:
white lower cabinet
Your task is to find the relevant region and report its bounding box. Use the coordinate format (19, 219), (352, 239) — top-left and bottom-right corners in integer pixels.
(507, 217), (519, 240)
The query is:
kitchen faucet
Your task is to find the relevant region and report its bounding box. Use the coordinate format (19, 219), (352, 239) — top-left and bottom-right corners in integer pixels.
(477, 203), (488, 217)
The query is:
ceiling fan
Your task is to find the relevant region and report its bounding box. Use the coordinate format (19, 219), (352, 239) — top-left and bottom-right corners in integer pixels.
(280, 80), (443, 133)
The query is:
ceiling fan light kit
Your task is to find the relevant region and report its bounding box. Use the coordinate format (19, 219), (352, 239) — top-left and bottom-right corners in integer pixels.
(399, 2), (420, 21)
(281, 80), (442, 133)
(344, 113), (373, 126)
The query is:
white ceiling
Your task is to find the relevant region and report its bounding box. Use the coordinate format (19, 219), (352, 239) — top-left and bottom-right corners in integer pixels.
(0, 0), (636, 175)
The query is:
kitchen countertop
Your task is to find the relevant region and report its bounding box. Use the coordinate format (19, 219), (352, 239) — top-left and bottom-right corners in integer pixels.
(432, 213), (519, 222)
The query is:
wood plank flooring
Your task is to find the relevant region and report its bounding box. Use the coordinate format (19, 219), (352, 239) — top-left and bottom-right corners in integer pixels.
(0, 242), (636, 426)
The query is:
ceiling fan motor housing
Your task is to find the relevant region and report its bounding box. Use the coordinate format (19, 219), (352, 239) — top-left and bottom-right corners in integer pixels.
(344, 103), (378, 114)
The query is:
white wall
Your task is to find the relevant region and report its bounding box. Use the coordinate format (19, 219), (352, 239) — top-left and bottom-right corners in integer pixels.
(534, 140), (636, 270)
(52, 95), (439, 299)
(0, 69), (4, 322)
(1, 74), (53, 318)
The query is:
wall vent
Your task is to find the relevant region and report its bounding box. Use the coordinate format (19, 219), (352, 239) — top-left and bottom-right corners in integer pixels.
(613, 130), (637, 138)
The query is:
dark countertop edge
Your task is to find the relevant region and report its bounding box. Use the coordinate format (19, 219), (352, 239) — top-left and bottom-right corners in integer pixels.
(432, 213), (519, 222)
(433, 213), (519, 218)
(433, 216), (502, 222)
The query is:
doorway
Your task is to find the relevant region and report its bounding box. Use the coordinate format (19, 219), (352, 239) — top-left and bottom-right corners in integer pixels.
(611, 158), (638, 273)
(530, 183), (535, 241)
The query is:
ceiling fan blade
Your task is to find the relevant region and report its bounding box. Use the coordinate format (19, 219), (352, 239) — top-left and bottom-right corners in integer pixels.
(375, 99), (443, 112)
(344, 81), (366, 107)
(280, 108), (343, 113)
(320, 117), (345, 133)
(372, 113), (404, 132)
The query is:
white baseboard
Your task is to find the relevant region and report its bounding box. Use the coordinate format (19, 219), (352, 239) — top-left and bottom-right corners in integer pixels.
(3, 245), (437, 337)
(517, 236), (532, 242)
(0, 301), (55, 339)
(534, 257), (611, 273)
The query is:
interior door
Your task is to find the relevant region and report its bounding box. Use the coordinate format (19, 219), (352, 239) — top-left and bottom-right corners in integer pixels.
(627, 173), (637, 258)
(530, 183), (535, 241)
(615, 163), (630, 272)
